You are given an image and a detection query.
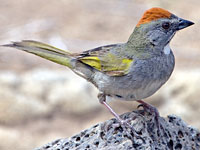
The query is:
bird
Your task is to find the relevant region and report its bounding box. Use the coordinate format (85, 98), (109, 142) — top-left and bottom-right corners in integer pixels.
(3, 7), (194, 128)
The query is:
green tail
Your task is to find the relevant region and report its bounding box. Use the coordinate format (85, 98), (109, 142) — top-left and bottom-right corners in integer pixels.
(3, 40), (74, 69)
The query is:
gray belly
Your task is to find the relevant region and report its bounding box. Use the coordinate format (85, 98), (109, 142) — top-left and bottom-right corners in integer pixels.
(93, 52), (175, 101)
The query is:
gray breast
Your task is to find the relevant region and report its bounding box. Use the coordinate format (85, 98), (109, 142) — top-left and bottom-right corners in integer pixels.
(128, 51), (175, 100)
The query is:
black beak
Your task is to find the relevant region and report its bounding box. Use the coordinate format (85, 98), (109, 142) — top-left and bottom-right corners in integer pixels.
(178, 18), (194, 30)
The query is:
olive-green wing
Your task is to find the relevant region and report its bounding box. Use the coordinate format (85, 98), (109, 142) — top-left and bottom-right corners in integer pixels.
(76, 44), (133, 76)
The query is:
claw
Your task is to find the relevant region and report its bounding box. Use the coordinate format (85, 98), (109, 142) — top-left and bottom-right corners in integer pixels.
(137, 104), (145, 109)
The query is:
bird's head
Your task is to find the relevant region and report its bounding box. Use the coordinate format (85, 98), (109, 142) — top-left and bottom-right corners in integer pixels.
(128, 8), (194, 52)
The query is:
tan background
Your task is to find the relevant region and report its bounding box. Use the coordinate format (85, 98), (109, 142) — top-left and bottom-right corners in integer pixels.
(0, 0), (200, 150)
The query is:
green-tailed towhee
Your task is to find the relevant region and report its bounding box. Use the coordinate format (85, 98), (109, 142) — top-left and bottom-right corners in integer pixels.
(3, 8), (194, 127)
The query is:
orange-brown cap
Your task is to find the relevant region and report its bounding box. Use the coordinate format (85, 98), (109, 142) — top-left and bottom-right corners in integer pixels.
(136, 8), (172, 27)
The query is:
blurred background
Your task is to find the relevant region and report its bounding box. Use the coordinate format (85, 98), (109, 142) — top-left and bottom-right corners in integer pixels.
(0, 0), (199, 150)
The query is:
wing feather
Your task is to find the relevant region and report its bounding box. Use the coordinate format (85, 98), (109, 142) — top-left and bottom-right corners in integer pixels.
(77, 44), (133, 76)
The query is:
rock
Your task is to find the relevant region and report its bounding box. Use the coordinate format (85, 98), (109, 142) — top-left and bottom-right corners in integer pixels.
(35, 110), (200, 150)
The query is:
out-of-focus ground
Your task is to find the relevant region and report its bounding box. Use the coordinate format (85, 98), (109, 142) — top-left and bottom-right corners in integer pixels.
(0, 0), (199, 150)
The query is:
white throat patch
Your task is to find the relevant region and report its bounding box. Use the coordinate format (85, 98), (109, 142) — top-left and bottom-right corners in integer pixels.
(164, 44), (171, 55)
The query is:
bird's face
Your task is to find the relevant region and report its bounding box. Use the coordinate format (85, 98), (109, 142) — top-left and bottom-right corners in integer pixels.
(131, 8), (194, 51)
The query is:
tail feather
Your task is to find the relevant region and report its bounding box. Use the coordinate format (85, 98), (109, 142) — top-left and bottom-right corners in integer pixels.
(3, 40), (73, 69)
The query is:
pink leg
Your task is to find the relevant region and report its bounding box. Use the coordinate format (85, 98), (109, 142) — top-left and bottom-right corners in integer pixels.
(98, 93), (122, 123)
(102, 101), (124, 123)
(98, 93), (131, 128)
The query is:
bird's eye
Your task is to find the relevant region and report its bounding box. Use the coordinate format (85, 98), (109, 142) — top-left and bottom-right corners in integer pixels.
(162, 22), (170, 29)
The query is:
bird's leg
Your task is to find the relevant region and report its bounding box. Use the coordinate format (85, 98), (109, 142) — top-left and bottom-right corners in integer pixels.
(137, 100), (160, 130)
(98, 93), (133, 129)
(98, 93), (124, 124)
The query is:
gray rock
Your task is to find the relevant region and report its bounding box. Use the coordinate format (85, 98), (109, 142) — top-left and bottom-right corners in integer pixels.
(35, 110), (200, 150)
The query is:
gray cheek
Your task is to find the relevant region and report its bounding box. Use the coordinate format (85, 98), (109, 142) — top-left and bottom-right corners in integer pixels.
(147, 30), (166, 46)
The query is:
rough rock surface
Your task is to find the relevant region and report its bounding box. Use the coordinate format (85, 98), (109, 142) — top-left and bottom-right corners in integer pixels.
(35, 110), (200, 150)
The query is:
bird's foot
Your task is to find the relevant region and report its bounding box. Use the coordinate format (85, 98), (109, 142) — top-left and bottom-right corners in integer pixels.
(137, 100), (162, 135)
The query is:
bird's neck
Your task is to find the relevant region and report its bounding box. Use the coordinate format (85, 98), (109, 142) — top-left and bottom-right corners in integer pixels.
(126, 27), (166, 57)
(125, 27), (152, 58)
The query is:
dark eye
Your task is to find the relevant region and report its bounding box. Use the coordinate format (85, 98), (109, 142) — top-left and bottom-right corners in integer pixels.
(162, 22), (170, 29)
